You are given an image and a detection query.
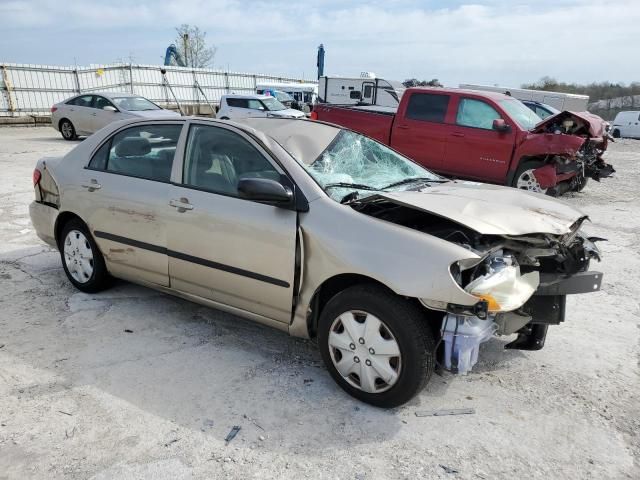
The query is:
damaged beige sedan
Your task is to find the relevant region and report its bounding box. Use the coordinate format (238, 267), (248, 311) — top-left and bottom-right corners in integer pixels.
(29, 117), (603, 407)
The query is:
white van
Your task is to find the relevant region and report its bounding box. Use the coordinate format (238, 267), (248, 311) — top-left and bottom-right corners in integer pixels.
(611, 111), (640, 138)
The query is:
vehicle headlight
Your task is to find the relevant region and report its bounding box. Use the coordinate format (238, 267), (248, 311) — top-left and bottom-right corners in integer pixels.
(458, 253), (539, 313)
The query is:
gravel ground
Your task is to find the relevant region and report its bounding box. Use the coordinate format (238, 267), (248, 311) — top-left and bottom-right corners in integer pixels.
(0, 126), (638, 480)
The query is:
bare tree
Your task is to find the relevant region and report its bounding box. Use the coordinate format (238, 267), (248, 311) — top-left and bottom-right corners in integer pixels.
(402, 78), (443, 88)
(174, 24), (217, 68)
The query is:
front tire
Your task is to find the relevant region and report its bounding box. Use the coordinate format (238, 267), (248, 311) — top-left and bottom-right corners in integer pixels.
(318, 285), (435, 408)
(60, 119), (77, 140)
(512, 160), (549, 194)
(59, 219), (110, 293)
(612, 129), (621, 139)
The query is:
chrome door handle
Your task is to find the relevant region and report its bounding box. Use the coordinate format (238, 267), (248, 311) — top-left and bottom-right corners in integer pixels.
(169, 198), (194, 211)
(451, 132), (465, 137)
(396, 124), (410, 129)
(81, 179), (101, 191)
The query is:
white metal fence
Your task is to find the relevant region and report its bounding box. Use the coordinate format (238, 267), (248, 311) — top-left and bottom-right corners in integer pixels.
(0, 62), (315, 117)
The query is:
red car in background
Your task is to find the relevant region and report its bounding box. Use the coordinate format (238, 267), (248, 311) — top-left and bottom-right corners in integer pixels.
(312, 87), (613, 195)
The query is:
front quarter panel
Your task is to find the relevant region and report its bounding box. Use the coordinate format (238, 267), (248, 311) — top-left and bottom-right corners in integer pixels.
(290, 195), (481, 337)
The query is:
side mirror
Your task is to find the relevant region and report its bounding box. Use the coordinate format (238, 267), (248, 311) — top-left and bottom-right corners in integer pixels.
(237, 178), (293, 206)
(493, 118), (511, 133)
(103, 105), (117, 112)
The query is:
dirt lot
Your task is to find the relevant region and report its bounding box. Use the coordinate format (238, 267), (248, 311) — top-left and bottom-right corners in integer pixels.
(0, 126), (638, 479)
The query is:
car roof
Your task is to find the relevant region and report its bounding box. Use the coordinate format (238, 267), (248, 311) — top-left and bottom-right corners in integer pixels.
(407, 86), (512, 101)
(224, 93), (271, 100)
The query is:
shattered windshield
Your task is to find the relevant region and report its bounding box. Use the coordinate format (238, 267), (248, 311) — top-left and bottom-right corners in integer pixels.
(302, 130), (442, 201)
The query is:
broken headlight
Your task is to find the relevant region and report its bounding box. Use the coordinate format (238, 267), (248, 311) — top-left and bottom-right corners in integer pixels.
(455, 252), (540, 313)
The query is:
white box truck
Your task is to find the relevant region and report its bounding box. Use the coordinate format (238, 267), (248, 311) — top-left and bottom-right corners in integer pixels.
(459, 84), (589, 112)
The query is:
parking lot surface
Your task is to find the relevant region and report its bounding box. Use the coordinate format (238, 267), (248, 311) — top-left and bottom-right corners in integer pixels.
(0, 126), (638, 479)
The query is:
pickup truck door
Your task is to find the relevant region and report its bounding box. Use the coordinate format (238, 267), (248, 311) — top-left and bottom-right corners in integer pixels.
(167, 122), (297, 323)
(444, 97), (515, 182)
(390, 92), (451, 171)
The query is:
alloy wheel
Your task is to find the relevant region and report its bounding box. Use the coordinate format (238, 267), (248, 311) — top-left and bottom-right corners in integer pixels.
(516, 169), (547, 194)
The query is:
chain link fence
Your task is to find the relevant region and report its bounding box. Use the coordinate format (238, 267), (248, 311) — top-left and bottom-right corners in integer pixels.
(0, 62), (315, 117)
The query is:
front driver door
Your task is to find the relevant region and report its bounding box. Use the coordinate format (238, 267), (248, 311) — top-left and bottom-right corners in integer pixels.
(167, 121), (298, 323)
(444, 97), (515, 182)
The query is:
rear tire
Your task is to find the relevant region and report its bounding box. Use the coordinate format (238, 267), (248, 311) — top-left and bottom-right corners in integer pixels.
(60, 119), (77, 140)
(59, 219), (111, 293)
(612, 129), (621, 139)
(318, 284), (435, 408)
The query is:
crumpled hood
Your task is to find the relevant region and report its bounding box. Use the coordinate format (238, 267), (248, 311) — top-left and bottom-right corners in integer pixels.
(531, 110), (606, 138)
(129, 109), (181, 118)
(375, 182), (585, 236)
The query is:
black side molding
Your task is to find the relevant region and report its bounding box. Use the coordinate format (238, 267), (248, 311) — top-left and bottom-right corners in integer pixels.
(94, 231), (290, 288)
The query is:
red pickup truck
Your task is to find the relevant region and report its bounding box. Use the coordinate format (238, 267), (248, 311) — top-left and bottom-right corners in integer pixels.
(311, 87), (613, 195)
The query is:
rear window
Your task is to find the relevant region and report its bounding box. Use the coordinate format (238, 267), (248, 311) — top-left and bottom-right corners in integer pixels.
(405, 93), (449, 122)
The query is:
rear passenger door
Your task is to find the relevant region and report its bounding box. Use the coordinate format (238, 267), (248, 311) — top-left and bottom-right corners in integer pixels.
(80, 122), (185, 286)
(167, 122), (298, 323)
(391, 92), (451, 171)
(66, 95), (95, 134)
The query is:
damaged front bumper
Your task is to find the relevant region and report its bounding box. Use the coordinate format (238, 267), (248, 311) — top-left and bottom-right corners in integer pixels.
(504, 270), (603, 350)
(438, 226), (604, 374)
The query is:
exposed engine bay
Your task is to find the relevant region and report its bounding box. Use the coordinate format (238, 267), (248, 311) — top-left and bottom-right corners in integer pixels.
(533, 111), (615, 185)
(351, 195), (604, 374)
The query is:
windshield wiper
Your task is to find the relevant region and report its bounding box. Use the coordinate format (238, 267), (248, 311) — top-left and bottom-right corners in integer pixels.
(324, 182), (379, 191)
(382, 177), (448, 189)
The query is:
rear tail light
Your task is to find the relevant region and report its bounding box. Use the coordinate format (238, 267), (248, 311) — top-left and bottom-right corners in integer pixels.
(310, 110), (318, 120)
(51, 106), (57, 113)
(33, 168), (42, 187)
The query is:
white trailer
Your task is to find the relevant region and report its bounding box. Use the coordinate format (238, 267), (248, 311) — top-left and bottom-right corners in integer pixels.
(318, 75), (405, 107)
(459, 84), (589, 111)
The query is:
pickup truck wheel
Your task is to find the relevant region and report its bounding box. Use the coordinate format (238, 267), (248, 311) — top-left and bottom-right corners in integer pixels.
(512, 161), (548, 194)
(612, 129), (621, 139)
(59, 219), (111, 293)
(318, 284), (435, 408)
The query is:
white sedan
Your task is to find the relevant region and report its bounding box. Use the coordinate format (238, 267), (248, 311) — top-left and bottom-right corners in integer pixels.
(51, 92), (180, 140)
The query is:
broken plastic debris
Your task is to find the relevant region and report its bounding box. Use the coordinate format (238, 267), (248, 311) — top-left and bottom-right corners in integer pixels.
(415, 408), (476, 417)
(225, 426), (241, 444)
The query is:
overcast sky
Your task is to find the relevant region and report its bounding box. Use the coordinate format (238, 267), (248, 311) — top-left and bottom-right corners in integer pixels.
(1, 0), (638, 87)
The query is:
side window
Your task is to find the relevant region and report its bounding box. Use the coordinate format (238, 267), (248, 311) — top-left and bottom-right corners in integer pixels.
(226, 98), (246, 108)
(88, 141), (110, 170)
(405, 93), (450, 122)
(93, 96), (115, 110)
(349, 90), (361, 100)
(183, 125), (280, 197)
(247, 99), (265, 110)
(90, 124), (182, 182)
(363, 85), (373, 99)
(67, 95), (94, 107)
(456, 98), (502, 130)
(535, 106), (552, 119)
